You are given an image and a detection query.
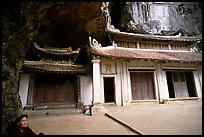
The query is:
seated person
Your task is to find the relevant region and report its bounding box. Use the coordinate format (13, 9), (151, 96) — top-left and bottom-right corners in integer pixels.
(7, 113), (44, 135)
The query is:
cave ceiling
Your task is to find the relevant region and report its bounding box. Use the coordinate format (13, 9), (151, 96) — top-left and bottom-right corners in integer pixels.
(34, 2), (110, 50)
(25, 2), (202, 61)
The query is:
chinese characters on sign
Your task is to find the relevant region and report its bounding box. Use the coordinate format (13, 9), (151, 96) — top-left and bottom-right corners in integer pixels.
(101, 61), (117, 75)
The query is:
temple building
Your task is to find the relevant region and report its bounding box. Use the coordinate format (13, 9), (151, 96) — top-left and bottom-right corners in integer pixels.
(18, 2), (202, 111)
(19, 42), (92, 109)
(89, 26), (202, 106)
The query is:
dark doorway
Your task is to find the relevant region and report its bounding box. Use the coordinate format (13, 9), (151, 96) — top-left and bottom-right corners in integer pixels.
(166, 71), (197, 98)
(104, 77), (115, 103)
(185, 72), (197, 97)
(166, 72), (175, 98)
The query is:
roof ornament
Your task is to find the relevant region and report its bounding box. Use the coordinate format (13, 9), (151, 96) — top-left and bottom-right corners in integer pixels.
(67, 60), (74, 65)
(172, 32), (182, 37)
(33, 42), (40, 48)
(189, 40), (201, 52)
(89, 37), (102, 48)
(101, 2), (111, 26)
(107, 25), (120, 32)
(190, 47), (198, 52)
(112, 41), (117, 47)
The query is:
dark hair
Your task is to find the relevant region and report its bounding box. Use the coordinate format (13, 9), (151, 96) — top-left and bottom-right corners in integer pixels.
(14, 114), (28, 125)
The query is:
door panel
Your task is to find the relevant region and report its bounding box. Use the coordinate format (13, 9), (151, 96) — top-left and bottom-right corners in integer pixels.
(130, 72), (155, 100)
(67, 84), (76, 102)
(34, 84), (45, 104)
(172, 72), (189, 98)
(34, 75), (76, 104)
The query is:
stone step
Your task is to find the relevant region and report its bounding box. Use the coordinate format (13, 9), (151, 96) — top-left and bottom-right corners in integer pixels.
(25, 108), (84, 118)
(32, 103), (78, 110)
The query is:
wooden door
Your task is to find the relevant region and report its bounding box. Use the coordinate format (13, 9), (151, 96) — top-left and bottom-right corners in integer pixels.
(33, 75), (76, 104)
(172, 72), (189, 98)
(130, 72), (155, 100)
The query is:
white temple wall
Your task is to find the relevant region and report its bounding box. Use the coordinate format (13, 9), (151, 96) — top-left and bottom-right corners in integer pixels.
(196, 64), (202, 88)
(19, 74), (30, 108)
(80, 75), (93, 106)
(193, 71), (202, 98)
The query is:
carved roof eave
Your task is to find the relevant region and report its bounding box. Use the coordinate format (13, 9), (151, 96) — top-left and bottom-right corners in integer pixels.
(33, 43), (79, 56)
(21, 61), (91, 75)
(88, 37), (202, 63)
(105, 25), (202, 43)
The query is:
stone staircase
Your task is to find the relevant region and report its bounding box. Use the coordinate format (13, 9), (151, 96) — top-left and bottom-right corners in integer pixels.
(24, 103), (85, 118)
(25, 108), (84, 118)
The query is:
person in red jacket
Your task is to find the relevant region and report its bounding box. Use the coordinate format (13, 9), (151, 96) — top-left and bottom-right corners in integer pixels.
(7, 113), (44, 135)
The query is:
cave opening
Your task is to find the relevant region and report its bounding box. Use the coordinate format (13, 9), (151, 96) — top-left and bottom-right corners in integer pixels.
(109, 2), (126, 29)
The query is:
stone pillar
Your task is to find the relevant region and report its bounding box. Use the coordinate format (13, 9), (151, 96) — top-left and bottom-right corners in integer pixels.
(91, 59), (106, 115)
(92, 59), (101, 104)
(114, 61), (122, 106)
(153, 71), (160, 102)
(155, 63), (169, 102)
(121, 61), (128, 106)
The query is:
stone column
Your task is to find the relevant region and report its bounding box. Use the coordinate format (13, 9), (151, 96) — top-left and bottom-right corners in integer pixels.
(92, 59), (101, 104)
(121, 61), (128, 106)
(91, 59), (106, 115)
(155, 63), (169, 103)
(153, 71), (160, 102)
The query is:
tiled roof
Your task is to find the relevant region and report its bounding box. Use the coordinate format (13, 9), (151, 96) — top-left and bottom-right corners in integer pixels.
(33, 43), (79, 59)
(21, 61), (91, 74)
(90, 45), (202, 63)
(106, 26), (202, 42)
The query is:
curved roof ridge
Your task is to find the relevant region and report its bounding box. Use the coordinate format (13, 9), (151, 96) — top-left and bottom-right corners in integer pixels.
(105, 25), (202, 42)
(33, 42), (79, 55)
(88, 38), (202, 63)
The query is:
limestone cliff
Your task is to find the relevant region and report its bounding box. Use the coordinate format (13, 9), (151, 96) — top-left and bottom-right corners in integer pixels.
(108, 2), (202, 36)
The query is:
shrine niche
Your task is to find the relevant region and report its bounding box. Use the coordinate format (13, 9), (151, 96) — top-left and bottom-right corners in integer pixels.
(101, 60), (117, 75)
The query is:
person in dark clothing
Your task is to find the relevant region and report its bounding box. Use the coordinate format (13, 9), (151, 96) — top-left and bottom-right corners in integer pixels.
(7, 114), (44, 135)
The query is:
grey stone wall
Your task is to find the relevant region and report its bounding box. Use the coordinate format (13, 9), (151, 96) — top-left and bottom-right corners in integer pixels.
(115, 2), (202, 36)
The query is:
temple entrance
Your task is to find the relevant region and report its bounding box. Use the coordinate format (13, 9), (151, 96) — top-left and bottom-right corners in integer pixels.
(130, 72), (155, 100)
(166, 71), (197, 98)
(33, 74), (77, 105)
(104, 77), (115, 103)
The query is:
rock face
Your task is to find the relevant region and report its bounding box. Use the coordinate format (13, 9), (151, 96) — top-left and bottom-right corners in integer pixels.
(109, 2), (202, 36)
(2, 2), (52, 134)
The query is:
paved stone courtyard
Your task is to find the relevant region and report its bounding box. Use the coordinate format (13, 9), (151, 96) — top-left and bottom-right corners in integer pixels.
(28, 100), (202, 135)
